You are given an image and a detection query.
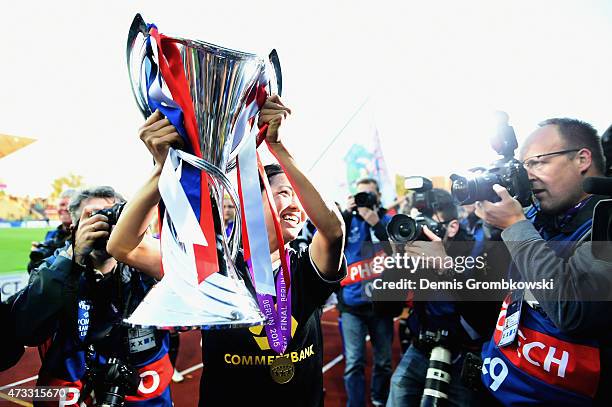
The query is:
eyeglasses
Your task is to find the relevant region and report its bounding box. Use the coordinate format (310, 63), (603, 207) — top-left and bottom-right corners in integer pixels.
(521, 149), (581, 171)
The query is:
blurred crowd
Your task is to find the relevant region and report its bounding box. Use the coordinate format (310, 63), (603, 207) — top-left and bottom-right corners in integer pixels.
(0, 193), (63, 222)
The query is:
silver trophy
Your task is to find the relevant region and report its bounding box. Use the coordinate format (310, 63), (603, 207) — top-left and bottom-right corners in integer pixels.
(124, 14), (281, 329)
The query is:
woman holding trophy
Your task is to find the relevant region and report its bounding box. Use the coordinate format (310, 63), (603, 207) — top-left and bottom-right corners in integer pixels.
(108, 95), (346, 406)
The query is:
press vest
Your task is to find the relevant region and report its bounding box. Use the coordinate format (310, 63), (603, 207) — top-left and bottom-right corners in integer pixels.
(341, 213), (391, 307)
(481, 207), (600, 406)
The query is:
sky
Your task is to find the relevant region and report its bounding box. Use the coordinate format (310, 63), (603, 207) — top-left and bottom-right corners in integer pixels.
(1, 0), (611, 203)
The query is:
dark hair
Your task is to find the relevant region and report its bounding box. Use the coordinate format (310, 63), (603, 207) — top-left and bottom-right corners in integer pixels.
(259, 163), (285, 191)
(602, 124), (612, 176)
(356, 178), (380, 193)
(69, 186), (125, 223)
(538, 118), (606, 175)
(431, 188), (458, 222)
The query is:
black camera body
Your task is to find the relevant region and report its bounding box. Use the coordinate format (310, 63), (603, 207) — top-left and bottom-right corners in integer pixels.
(405, 176), (438, 217)
(92, 202), (125, 227)
(450, 111), (532, 207)
(81, 355), (140, 407)
(387, 176), (448, 243)
(592, 199), (612, 262)
(96, 357), (140, 407)
(28, 227), (71, 273)
(91, 202), (125, 250)
(29, 242), (60, 263)
(417, 328), (450, 350)
(387, 214), (446, 243)
(354, 191), (378, 210)
(585, 177), (612, 261)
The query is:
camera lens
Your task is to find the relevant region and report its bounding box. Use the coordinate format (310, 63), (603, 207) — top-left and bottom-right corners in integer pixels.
(387, 214), (418, 243)
(451, 177), (470, 203)
(398, 222), (413, 239)
(451, 172), (500, 205)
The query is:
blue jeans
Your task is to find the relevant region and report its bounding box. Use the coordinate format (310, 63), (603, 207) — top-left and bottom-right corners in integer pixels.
(386, 344), (475, 407)
(341, 311), (393, 407)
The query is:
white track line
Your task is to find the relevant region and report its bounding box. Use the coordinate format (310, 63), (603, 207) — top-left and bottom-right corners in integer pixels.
(322, 354), (344, 373)
(178, 363), (204, 376)
(0, 375), (38, 390)
(0, 391), (33, 407)
(322, 335), (371, 375)
(323, 304), (335, 313)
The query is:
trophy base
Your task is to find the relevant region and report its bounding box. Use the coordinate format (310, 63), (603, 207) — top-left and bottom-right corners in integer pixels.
(124, 273), (266, 330)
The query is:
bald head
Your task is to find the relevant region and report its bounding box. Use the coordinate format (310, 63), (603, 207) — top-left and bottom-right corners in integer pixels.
(521, 121), (601, 214)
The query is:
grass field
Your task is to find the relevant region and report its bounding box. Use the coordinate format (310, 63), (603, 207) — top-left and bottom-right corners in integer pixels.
(0, 227), (52, 274)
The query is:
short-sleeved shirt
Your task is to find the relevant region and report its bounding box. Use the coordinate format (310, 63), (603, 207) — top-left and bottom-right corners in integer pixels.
(199, 245), (346, 407)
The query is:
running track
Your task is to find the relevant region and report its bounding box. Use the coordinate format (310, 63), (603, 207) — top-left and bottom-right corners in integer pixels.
(0, 307), (402, 406)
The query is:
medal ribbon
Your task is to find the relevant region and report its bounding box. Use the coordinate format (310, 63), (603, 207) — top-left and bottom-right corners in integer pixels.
(256, 252), (292, 354)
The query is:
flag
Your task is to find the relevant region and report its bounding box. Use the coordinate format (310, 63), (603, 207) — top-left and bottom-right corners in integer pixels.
(343, 127), (395, 207)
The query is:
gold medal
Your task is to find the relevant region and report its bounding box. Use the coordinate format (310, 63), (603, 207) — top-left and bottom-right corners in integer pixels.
(270, 356), (295, 384)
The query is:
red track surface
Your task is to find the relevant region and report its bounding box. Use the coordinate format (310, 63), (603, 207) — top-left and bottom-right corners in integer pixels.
(0, 308), (401, 406)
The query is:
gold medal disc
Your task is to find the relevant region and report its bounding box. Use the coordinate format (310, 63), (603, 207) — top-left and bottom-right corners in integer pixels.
(270, 356), (295, 384)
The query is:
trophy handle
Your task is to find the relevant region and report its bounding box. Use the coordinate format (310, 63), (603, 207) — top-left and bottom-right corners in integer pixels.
(126, 13), (152, 118)
(268, 49), (283, 97)
(254, 50), (282, 147)
(225, 50), (283, 172)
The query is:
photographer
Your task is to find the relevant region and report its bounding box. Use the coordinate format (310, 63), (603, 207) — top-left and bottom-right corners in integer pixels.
(12, 186), (172, 406)
(27, 188), (76, 273)
(107, 95), (346, 407)
(337, 178), (394, 407)
(222, 194), (236, 237)
(386, 189), (486, 407)
(602, 124), (612, 177)
(476, 118), (612, 405)
(1, 297), (25, 371)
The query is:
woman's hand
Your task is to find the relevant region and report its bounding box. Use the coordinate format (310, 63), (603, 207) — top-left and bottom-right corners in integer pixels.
(138, 110), (184, 167)
(257, 95), (291, 145)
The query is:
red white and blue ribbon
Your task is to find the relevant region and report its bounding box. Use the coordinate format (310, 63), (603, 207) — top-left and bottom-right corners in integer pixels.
(145, 25), (218, 283)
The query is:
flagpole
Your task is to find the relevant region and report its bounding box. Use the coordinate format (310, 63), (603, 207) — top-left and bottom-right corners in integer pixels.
(307, 97), (370, 172)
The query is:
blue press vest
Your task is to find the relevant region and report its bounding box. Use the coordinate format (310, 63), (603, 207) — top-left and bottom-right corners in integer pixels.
(481, 207), (599, 406)
(342, 213), (391, 307)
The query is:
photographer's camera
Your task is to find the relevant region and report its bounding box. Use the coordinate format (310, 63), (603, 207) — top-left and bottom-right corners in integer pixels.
(354, 191), (378, 209)
(450, 111), (532, 206)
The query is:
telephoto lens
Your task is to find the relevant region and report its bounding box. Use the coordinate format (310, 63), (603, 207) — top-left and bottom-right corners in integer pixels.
(420, 346), (452, 407)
